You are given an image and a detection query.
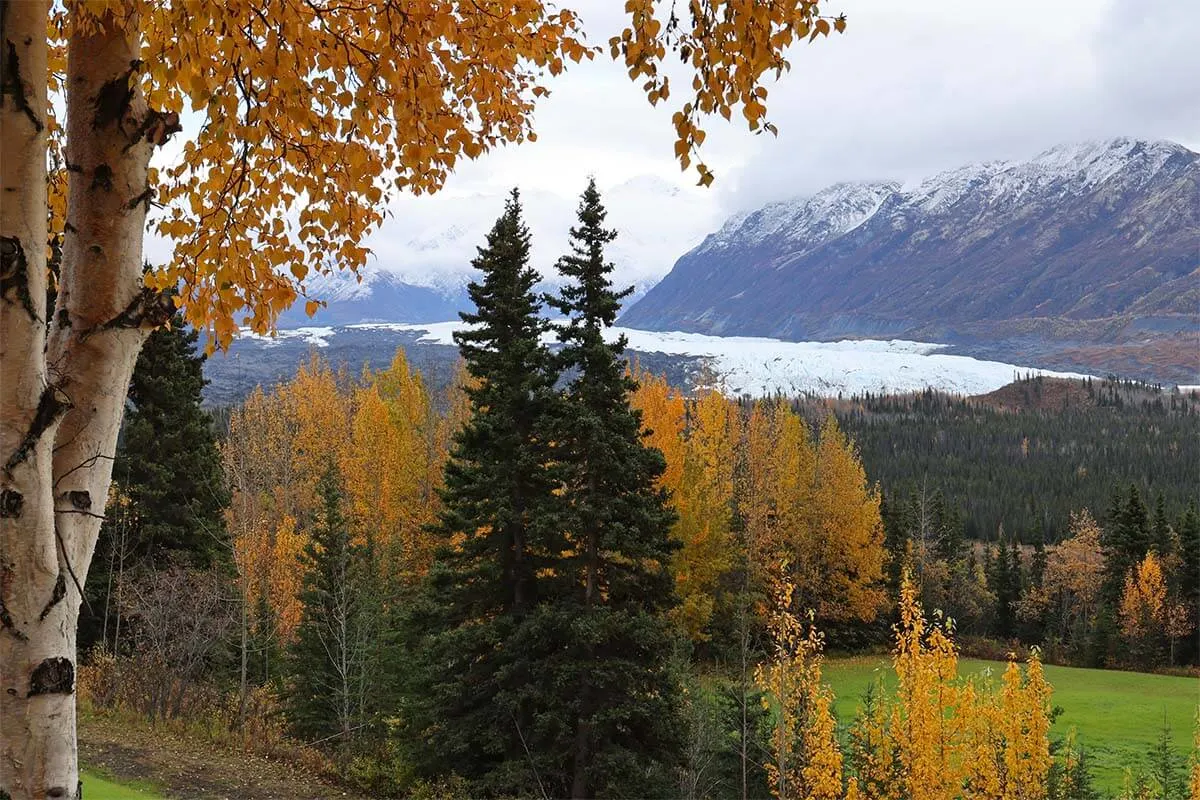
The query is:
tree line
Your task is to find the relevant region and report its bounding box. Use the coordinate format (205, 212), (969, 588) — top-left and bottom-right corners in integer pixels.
(79, 184), (1168, 798)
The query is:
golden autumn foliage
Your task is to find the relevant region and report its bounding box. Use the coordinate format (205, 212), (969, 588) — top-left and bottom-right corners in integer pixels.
(866, 580), (1053, 800)
(756, 573), (845, 800)
(343, 351), (440, 576)
(1119, 551), (1168, 640)
(742, 403), (886, 624)
(223, 350), (444, 641)
(672, 390), (737, 640)
(630, 380), (887, 641)
(754, 576), (1054, 800)
(46, 1), (847, 345)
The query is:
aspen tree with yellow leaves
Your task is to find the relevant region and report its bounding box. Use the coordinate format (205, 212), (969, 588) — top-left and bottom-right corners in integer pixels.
(342, 350), (439, 579)
(756, 573), (846, 800)
(1118, 552), (1170, 668)
(2, 0), (846, 788)
(672, 390), (738, 641)
(739, 402), (885, 627)
(842, 579), (1054, 800)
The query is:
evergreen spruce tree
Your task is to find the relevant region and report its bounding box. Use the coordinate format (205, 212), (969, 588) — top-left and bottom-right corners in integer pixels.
(285, 464), (379, 754)
(546, 179), (683, 798)
(115, 313), (230, 566)
(1148, 718), (1188, 800)
(990, 540), (1021, 638)
(404, 191), (567, 796)
(1102, 484), (1151, 603)
(880, 492), (911, 594)
(1151, 492), (1174, 556)
(1176, 502), (1200, 607)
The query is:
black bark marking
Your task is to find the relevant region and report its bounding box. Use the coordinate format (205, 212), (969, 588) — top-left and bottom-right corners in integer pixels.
(38, 572), (65, 620)
(1, 788), (12, 800)
(46, 787), (68, 799)
(0, 561), (24, 640)
(92, 61), (140, 130)
(66, 490), (91, 510)
(0, 601), (24, 641)
(28, 656), (74, 696)
(126, 108), (182, 151)
(1, 39), (43, 132)
(0, 235), (37, 320)
(0, 488), (21, 517)
(3, 385), (72, 478)
(127, 186), (154, 211)
(90, 163), (114, 192)
(79, 286), (173, 340)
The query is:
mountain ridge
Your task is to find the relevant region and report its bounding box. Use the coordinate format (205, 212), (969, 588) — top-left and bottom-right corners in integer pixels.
(620, 138), (1199, 383)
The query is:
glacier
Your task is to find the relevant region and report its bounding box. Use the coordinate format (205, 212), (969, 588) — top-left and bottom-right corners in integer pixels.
(346, 321), (1090, 398)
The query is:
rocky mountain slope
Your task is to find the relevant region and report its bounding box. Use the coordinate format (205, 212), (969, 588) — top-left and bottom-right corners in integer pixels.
(620, 138), (1199, 383)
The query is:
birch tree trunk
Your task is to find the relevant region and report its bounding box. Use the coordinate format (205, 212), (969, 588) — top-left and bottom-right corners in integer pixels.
(1, 4), (168, 797)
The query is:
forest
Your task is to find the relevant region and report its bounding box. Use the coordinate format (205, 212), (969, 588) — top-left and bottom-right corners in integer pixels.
(812, 380), (1199, 543)
(74, 185), (1200, 800)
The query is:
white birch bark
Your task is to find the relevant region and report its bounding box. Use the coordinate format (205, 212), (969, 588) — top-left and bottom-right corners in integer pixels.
(1, 5), (170, 797)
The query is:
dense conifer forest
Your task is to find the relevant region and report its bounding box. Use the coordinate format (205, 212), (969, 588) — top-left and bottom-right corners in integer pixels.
(787, 377), (1199, 543)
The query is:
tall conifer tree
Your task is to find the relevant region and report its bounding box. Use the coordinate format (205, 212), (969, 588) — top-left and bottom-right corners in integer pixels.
(405, 191), (567, 796)
(546, 179), (683, 798)
(115, 314), (230, 566)
(285, 464), (378, 752)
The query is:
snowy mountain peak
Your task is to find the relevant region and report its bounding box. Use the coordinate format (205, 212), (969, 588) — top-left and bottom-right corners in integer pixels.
(705, 180), (902, 252)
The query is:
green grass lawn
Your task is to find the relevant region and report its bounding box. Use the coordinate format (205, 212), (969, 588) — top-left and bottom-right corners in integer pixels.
(80, 770), (163, 800)
(824, 655), (1200, 793)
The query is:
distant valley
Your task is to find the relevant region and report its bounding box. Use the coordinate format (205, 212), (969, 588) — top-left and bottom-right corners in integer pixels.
(207, 137), (1199, 403)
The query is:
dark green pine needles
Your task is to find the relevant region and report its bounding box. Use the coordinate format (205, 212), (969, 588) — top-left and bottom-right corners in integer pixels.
(114, 312), (230, 567)
(546, 178), (682, 798)
(405, 185), (683, 798)
(405, 190), (571, 796)
(285, 464), (380, 751)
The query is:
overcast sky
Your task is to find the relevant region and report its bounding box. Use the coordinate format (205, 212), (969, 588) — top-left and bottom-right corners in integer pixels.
(389, 0), (1199, 208)
(149, 0), (1200, 289)
(352, 0), (1200, 286)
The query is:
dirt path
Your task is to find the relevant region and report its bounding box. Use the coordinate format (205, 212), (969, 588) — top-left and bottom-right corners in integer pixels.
(79, 713), (369, 800)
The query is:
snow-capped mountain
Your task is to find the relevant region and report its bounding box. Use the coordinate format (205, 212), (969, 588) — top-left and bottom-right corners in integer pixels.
(277, 267), (471, 327)
(620, 138), (1199, 384)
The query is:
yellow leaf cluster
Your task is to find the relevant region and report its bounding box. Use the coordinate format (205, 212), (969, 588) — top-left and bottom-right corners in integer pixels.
(223, 349), (443, 640)
(839, 579), (1054, 800)
(57, 0), (593, 346)
(52, 0), (849, 345)
(756, 575), (844, 800)
(742, 403), (886, 624)
(612, 0), (845, 183)
(629, 380), (887, 641)
(1118, 551), (1168, 642)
